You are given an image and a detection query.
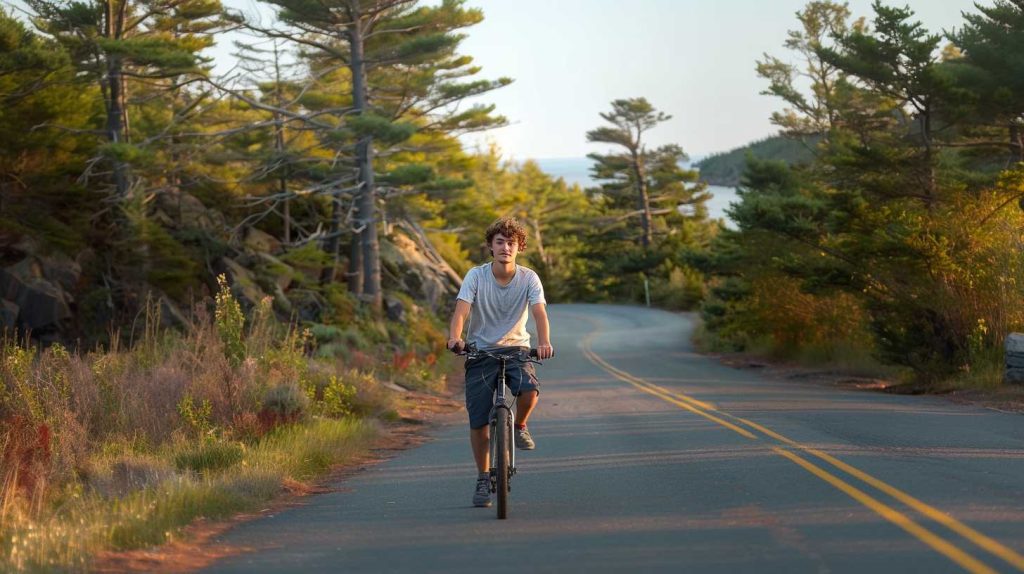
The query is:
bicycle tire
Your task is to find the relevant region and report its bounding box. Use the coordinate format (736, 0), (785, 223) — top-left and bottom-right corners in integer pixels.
(495, 409), (511, 519)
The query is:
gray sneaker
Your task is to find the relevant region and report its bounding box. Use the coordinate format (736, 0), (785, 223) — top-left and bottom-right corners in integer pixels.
(473, 477), (492, 507)
(515, 427), (536, 450)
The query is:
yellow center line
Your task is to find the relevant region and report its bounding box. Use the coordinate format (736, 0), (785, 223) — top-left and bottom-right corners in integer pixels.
(576, 324), (1023, 573)
(580, 341), (756, 440)
(773, 447), (997, 574)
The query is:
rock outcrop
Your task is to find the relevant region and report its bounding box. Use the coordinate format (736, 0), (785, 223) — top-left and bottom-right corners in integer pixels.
(381, 220), (462, 313)
(0, 238), (78, 336)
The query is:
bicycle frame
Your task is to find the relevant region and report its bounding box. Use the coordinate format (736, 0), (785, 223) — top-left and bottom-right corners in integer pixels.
(488, 358), (516, 490)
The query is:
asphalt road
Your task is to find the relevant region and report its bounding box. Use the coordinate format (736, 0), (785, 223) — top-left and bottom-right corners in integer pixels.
(203, 304), (1024, 574)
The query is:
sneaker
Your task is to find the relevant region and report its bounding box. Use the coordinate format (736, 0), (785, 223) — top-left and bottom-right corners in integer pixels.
(473, 476), (492, 507)
(515, 427), (536, 450)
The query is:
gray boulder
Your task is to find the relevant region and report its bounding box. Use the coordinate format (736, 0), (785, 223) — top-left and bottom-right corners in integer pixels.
(381, 226), (461, 313)
(244, 228), (283, 255)
(384, 295), (406, 323)
(255, 252), (295, 291)
(1006, 333), (1024, 384)
(1006, 368), (1024, 384)
(219, 257), (268, 309)
(156, 188), (226, 232)
(38, 252), (82, 293)
(0, 259), (71, 331)
(1005, 333), (1024, 355)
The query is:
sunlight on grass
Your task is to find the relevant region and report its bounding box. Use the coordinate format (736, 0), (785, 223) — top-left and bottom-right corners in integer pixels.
(0, 418), (376, 572)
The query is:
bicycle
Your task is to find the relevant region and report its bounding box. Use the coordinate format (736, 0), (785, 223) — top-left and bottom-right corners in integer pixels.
(456, 342), (547, 519)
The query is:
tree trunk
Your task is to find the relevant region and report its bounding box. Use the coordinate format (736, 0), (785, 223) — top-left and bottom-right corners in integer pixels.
(319, 195), (344, 284)
(349, 12), (382, 312)
(630, 152), (653, 249)
(348, 234), (363, 296)
(105, 50), (129, 199)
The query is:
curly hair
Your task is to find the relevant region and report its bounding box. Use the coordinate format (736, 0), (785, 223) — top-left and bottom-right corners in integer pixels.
(484, 217), (528, 252)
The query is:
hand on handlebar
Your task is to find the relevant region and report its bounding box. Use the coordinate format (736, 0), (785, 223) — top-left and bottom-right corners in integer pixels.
(447, 338), (465, 354)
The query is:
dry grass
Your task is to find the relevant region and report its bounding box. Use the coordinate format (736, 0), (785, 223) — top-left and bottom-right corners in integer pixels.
(1, 419), (374, 572)
(0, 282), (446, 571)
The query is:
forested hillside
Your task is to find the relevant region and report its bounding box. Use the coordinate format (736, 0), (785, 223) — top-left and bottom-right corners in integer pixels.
(694, 135), (817, 186)
(695, 0), (1024, 386)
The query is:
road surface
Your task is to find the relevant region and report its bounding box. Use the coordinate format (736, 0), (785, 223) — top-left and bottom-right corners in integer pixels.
(203, 304), (1024, 573)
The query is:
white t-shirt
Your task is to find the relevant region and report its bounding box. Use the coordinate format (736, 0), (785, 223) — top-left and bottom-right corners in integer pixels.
(456, 263), (546, 349)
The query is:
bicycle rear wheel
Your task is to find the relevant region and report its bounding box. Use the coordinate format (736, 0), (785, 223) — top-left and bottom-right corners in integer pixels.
(495, 409), (511, 519)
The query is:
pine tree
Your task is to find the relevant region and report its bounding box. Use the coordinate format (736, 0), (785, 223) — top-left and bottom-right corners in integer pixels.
(949, 0), (1024, 163)
(233, 0), (509, 312)
(756, 1), (860, 138)
(25, 0), (223, 202)
(586, 98), (706, 250)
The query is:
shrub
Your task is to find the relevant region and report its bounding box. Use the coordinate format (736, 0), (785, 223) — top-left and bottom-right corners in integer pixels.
(319, 376), (356, 418)
(215, 274), (246, 368)
(258, 384), (308, 432)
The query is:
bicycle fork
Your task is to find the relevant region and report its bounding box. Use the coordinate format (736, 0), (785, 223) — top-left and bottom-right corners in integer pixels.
(489, 362), (516, 492)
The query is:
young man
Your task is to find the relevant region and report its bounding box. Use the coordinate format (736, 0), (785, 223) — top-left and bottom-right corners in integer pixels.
(447, 217), (554, 508)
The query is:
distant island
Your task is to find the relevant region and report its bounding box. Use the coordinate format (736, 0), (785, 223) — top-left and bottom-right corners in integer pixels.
(694, 134), (817, 187)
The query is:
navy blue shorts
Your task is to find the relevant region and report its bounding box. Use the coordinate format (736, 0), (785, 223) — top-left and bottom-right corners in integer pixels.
(464, 347), (540, 429)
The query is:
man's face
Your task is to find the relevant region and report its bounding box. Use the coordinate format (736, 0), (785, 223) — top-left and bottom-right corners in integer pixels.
(490, 233), (519, 264)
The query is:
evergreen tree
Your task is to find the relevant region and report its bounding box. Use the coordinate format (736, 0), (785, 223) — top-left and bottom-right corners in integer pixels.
(233, 0), (509, 312)
(756, 1), (859, 138)
(25, 0), (223, 202)
(949, 0), (1024, 163)
(587, 98), (706, 250)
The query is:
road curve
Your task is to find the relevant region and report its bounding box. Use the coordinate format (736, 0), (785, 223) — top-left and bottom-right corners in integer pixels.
(202, 304), (1024, 574)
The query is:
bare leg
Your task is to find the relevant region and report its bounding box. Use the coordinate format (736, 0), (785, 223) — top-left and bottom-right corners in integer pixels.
(470, 426), (489, 474)
(515, 390), (539, 427)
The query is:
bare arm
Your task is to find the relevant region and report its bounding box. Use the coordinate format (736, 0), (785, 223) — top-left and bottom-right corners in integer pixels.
(531, 303), (553, 359)
(448, 299), (472, 352)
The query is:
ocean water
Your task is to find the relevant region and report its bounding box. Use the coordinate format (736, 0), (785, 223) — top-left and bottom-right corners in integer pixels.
(534, 157), (739, 226)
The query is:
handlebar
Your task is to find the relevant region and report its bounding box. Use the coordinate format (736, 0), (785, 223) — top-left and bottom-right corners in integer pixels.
(450, 342), (551, 363)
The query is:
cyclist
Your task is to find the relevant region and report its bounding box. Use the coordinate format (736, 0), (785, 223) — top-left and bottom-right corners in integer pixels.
(447, 217), (554, 508)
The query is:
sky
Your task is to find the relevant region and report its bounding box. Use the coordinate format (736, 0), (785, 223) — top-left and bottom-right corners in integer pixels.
(453, 0), (979, 161)
(22, 0), (977, 162)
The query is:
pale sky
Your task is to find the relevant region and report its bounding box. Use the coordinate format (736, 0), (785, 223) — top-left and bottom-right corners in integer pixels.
(455, 0), (979, 160)
(23, 0), (976, 161)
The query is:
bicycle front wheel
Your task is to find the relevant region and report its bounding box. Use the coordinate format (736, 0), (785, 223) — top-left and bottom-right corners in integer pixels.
(495, 409), (511, 519)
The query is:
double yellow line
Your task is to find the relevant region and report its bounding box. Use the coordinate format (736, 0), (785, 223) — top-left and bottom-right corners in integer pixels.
(580, 333), (1024, 574)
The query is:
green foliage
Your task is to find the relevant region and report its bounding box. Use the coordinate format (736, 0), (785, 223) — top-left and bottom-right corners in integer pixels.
(176, 394), (214, 439)
(317, 375), (356, 418)
(700, 0), (1024, 384)
(346, 113), (417, 145)
(694, 136), (818, 186)
(99, 142), (151, 163)
(215, 274), (246, 368)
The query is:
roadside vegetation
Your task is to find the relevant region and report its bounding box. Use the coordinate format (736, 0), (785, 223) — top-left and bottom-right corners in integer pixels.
(0, 279), (449, 571)
(693, 0), (1024, 389)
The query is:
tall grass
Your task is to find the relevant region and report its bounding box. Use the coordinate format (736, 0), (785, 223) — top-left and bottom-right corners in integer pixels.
(0, 276), (448, 571)
(1, 419), (374, 572)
